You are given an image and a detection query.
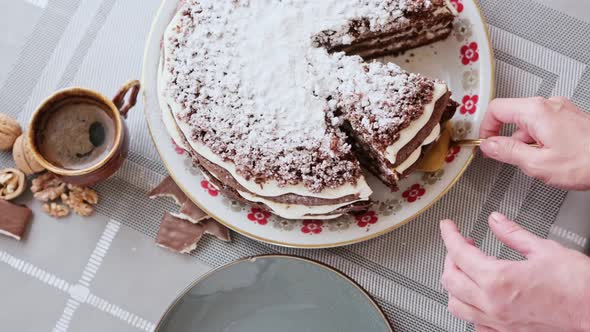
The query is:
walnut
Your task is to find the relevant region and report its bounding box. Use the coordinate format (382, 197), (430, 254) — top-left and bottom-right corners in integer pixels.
(31, 173), (66, 202)
(0, 168), (26, 200)
(42, 202), (70, 218)
(61, 186), (98, 217)
(67, 184), (99, 205)
(0, 113), (22, 151)
(32, 173), (99, 218)
(13, 134), (45, 175)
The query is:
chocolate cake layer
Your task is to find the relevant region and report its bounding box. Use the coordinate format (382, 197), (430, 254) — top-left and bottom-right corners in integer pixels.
(199, 162), (372, 218)
(195, 153), (361, 206)
(173, 123), (363, 207)
(352, 28), (453, 60)
(393, 91), (453, 167)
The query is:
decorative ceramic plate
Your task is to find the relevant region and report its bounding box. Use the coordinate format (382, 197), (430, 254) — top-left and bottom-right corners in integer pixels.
(156, 255), (392, 332)
(142, 0), (494, 248)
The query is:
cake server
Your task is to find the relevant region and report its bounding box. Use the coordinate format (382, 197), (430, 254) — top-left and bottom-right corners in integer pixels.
(416, 125), (541, 173)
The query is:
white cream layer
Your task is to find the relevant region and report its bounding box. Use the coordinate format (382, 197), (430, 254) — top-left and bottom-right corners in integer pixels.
(158, 58), (189, 151)
(385, 83), (447, 164)
(395, 123), (440, 174)
(202, 155), (355, 219)
(238, 190), (353, 220)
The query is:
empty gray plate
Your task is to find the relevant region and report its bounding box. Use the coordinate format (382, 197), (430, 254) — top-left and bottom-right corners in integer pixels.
(157, 255), (392, 332)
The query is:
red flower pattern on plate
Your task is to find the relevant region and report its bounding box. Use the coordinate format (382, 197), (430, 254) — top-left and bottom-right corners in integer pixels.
(200, 180), (219, 197)
(450, 0), (464, 13)
(460, 95), (479, 115)
(460, 42), (479, 65)
(172, 139), (185, 155)
(356, 211), (378, 228)
(402, 184), (426, 203)
(446, 146), (461, 163)
(247, 208), (271, 225)
(301, 220), (323, 234)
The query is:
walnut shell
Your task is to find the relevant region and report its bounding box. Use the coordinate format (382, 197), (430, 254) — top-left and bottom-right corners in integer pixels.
(0, 113), (22, 151)
(0, 168), (26, 200)
(13, 134), (45, 175)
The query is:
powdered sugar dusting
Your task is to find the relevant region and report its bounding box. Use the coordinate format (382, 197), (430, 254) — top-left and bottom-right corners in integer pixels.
(163, 0), (449, 192)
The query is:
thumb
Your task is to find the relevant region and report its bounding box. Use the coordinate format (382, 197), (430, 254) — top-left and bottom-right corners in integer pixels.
(480, 137), (543, 175)
(488, 212), (542, 257)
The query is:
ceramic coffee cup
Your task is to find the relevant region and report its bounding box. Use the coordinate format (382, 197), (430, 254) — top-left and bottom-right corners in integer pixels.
(27, 80), (141, 186)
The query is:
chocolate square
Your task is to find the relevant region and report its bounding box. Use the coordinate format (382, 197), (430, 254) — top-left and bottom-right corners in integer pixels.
(0, 200), (32, 241)
(148, 176), (188, 205)
(156, 213), (204, 254)
(201, 218), (231, 242)
(175, 199), (208, 223)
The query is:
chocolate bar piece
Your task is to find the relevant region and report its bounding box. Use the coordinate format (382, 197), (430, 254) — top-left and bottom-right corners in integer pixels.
(148, 176), (188, 205)
(149, 176), (231, 249)
(0, 200), (32, 241)
(174, 199), (208, 223)
(149, 176), (209, 223)
(156, 213), (204, 254)
(201, 218), (231, 242)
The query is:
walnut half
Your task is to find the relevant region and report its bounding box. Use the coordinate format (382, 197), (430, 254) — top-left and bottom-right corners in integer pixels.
(42, 202), (70, 218)
(31, 173), (66, 202)
(61, 188), (97, 217)
(0, 168), (26, 200)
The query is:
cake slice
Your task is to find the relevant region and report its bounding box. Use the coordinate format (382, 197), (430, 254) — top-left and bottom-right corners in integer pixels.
(313, 0), (458, 60)
(334, 66), (457, 189)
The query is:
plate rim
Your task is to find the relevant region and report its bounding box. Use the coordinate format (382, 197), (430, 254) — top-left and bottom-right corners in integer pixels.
(141, 0), (496, 249)
(154, 254), (394, 332)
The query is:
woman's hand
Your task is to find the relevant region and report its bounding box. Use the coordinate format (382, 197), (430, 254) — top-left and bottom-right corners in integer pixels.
(479, 97), (590, 191)
(440, 213), (590, 332)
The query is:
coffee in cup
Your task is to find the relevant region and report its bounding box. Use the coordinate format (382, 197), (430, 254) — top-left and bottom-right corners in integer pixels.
(35, 98), (116, 171)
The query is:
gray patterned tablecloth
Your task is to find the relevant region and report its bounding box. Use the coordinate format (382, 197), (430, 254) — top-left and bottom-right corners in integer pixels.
(1, 1), (589, 331)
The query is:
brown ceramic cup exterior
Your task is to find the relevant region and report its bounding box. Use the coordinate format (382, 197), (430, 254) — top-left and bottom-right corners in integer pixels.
(28, 80), (141, 186)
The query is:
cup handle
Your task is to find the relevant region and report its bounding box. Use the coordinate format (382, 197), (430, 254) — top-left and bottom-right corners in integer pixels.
(112, 80), (141, 118)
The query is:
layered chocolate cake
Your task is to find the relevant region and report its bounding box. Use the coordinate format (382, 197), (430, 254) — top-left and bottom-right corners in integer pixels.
(158, 0), (458, 220)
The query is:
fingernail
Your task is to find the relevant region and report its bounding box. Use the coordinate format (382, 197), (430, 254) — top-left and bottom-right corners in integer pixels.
(481, 139), (499, 157)
(490, 212), (505, 223)
(440, 219), (451, 228)
(546, 99), (564, 111)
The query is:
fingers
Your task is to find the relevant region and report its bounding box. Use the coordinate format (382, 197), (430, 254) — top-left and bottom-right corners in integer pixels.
(479, 136), (545, 177)
(480, 98), (537, 138)
(480, 97), (563, 138)
(511, 129), (535, 144)
(547, 96), (569, 110)
(488, 212), (542, 257)
(440, 220), (491, 279)
(442, 255), (482, 306)
(448, 295), (489, 325)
